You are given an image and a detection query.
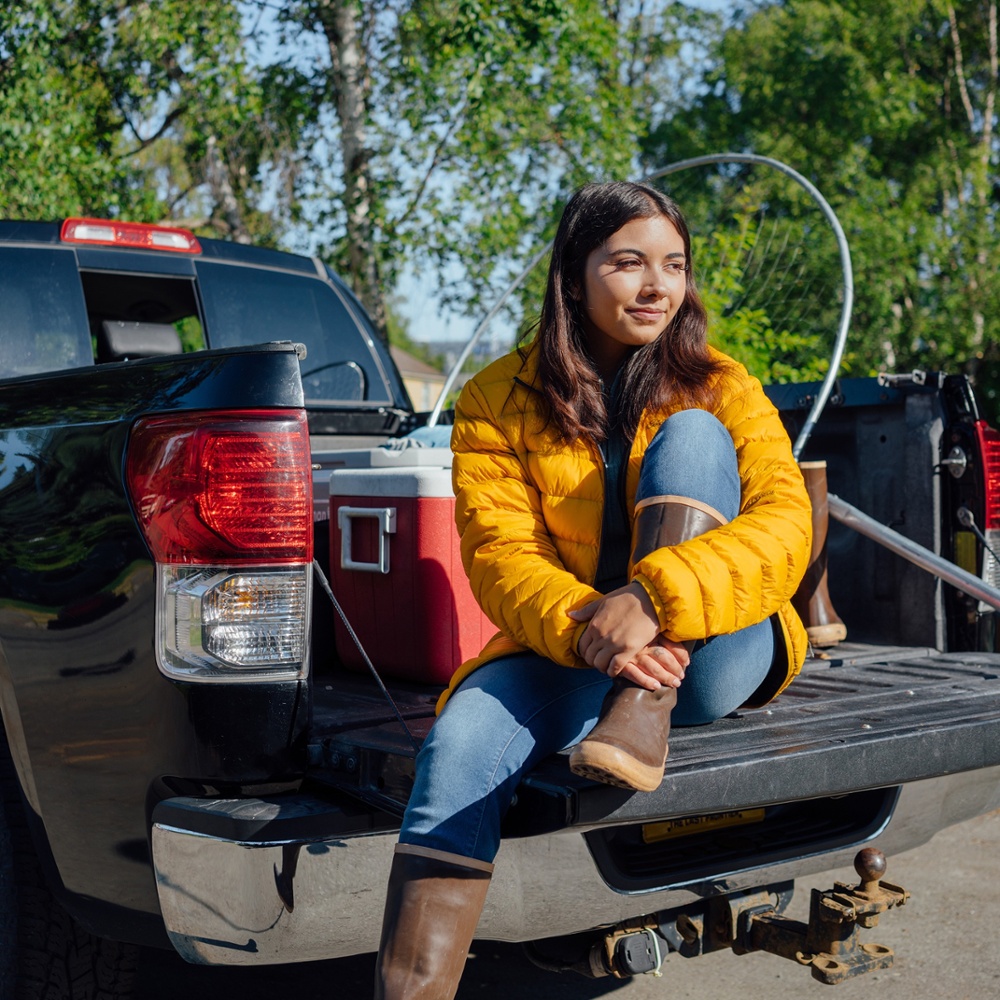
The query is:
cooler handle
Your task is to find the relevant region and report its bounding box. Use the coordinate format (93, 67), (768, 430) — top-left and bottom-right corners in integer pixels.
(337, 506), (397, 574)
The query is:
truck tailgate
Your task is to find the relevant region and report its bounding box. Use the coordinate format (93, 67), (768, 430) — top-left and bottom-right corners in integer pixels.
(307, 644), (1000, 834)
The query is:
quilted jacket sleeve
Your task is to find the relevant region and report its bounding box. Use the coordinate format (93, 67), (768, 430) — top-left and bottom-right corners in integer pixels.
(631, 371), (812, 642)
(451, 378), (599, 667)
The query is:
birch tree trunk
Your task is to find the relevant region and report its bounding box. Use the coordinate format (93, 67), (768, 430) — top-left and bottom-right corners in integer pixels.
(946, 1), (997, 387)
(204, 135), (252, 244)
(313, 0), (387, 339)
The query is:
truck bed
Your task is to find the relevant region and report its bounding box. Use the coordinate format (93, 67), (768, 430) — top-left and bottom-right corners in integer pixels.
(308, 643), (1000, 860)
(152, 642), (1000, 963)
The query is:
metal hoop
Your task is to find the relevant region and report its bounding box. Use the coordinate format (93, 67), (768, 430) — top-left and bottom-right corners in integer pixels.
(430, 152), (853, 460)
(642, 153), (853, 460)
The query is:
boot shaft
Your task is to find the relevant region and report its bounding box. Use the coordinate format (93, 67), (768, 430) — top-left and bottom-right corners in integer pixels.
(375, 845), (492, 1000)
(792, 460), (846, 647)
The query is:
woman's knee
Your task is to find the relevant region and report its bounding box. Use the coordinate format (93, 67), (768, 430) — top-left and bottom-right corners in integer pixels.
(672, 619), (774, 725)
(638, 409), (740, 520)
(400, 655), (611, 860)
(400, 691), (520, 861)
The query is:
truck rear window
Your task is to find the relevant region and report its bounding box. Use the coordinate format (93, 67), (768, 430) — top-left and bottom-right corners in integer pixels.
(0, 248), (92, 376)
(196, 261), (393, 404)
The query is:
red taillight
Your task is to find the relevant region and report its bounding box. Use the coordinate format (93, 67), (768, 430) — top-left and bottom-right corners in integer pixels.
(61, 217), (202, 253)
(975, 420), (1000, 530)
(126, 410), (313, 564)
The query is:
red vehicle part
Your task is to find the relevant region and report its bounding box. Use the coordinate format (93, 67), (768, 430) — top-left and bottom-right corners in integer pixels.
(125, 409), (313, 683)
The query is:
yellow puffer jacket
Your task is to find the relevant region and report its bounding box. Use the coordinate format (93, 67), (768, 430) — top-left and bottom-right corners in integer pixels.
(440, 342), (812, 712)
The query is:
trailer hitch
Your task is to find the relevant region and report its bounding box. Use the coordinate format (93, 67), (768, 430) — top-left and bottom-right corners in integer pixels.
(734, 848), (909, 984)
(526, 848), (909, 984)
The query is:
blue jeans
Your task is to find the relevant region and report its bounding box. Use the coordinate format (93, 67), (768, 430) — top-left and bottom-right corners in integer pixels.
(400, 410), (774, 863)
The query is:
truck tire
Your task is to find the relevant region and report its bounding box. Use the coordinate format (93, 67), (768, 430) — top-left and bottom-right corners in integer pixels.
(0, 730), (138, 1000)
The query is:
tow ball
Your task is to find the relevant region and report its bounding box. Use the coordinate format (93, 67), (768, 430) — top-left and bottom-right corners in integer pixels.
(734, 847), (910, 984)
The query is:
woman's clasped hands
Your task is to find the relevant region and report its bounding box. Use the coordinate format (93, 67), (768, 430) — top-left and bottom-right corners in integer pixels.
(569, 581), (689, 691)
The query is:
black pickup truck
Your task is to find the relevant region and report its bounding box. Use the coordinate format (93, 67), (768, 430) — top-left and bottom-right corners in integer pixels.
(1, 218), (999, 999)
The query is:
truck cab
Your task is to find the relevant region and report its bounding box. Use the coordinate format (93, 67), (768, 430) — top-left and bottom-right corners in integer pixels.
(1, 217), (999, 998)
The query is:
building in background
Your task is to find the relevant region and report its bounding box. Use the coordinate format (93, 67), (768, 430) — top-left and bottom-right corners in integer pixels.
(390, 345), (447, 411)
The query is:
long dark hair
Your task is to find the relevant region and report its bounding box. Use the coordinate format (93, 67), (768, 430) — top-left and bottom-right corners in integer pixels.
(534, 181), (727, 443)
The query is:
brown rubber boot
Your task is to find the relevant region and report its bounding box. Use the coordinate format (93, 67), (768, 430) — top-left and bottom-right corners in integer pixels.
(569, 498), (727, 792)
(792, 461), (847, 648)
(374, 844), (493, 1000)
(568, 679), (679, 791)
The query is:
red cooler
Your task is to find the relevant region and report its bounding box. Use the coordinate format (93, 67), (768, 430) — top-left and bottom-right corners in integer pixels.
(326, 450), (496, 684)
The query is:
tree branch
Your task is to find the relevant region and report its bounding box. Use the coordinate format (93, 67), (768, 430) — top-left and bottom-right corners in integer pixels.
(625, 0), (652, 94)
(947, 4), (976, 127)
(204, 134), (252, 243)
(983, 1), (997, 170)
(394, 85), (476, 229)
(114, 103), (188, 159)
(167, 180), (199, 214)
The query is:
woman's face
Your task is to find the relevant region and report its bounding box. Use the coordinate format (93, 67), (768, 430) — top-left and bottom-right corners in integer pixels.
(579, 213), (687, 378)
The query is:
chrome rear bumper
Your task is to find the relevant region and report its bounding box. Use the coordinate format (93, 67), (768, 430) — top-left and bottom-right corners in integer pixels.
(152, 765), (1000, 965)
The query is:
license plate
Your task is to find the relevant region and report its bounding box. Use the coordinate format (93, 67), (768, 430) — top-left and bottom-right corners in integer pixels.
(642, 808), (766, 843)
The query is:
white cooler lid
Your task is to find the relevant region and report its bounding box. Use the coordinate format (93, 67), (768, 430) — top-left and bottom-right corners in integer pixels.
(314, 445), (453, 470)
(329, 466), (454, 498)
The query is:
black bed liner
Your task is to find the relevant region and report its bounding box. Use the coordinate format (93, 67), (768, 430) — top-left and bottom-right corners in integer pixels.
(307, 644), (1000, 835)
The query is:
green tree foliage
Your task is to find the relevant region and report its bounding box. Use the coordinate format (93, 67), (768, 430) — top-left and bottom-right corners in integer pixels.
(0, 1), (304, 243)
(5, 1), (798, 383)
(645, 0), (1000, 412)
(1, 0), (156, 219)
(266, 0), (681, 334)
(694, 222), (831, 385)
(4, 1), (706, 348)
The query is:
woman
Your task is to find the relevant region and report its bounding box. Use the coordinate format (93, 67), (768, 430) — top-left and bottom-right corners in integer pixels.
(374, 181), (812, 999)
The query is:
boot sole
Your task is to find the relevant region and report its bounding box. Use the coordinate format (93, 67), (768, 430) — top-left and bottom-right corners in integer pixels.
(568, 741), (665, 793)
(807, 622), (848, 647)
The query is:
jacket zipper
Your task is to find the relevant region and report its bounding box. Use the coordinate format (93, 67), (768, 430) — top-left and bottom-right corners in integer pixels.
(512, 373), (628, 587)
